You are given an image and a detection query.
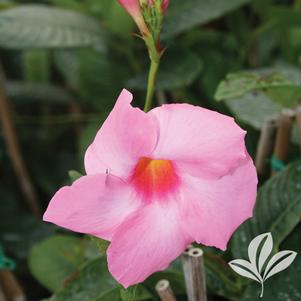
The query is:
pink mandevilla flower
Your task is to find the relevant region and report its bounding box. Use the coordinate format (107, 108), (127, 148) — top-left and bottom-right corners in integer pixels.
(43, 89), (257, 288)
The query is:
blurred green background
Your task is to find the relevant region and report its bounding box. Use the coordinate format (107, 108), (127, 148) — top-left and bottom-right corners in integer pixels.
(0, 0), (300, 300)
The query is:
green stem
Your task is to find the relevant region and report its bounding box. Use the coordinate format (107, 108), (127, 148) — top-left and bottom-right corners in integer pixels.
(144, 58), (159, 112)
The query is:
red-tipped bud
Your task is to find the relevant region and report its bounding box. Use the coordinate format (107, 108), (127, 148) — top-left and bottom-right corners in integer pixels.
(148, 0), (169, 11)
(161, 0), (169, 11)
(118, 0), (150, 36)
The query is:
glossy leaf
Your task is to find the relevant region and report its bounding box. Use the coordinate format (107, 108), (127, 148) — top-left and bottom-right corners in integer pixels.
(162, 0), (251, 38)
(23, 50), (51, 83)
(225, 92), (281, 130)
(68, 170), (83, 183)
(215, 71), (292, 101)
(6, 81), (73, 104)
(231, 160), (301, 260)
(45, 257), (118, 301)
(89, 236), (109, 255)
(93, 288), (121, 301)
(28, 235), (86, 292)
(120, 286), (137, 301)
(0, 5), (104, 49)
(216, 64), (301, 107)
(204, 253), (244, 299)
(120, 285), (152, 301)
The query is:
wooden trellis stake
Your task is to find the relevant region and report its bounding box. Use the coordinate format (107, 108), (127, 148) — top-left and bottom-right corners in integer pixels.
(155, 279), (177, 301)
(182, 247), (207, 301)
(255, 118), (277, 176)
(0, 65), (40, 218)
(0, 270), (25, 301)
(271, 109), (294, 175)
(0, 285), (7, 301)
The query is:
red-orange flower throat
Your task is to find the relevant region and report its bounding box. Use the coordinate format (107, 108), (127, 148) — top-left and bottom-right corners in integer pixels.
(131, 157), (179, 201)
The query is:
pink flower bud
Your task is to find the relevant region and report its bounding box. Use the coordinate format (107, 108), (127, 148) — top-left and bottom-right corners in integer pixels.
(148, 0), (169, 11)
(118, 0), (149, 35)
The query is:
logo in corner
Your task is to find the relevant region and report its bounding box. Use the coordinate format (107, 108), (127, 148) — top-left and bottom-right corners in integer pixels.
(228, 232), (297, 298)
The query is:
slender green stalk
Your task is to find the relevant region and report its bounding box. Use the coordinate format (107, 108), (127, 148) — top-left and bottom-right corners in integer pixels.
(144, 58), (159, 112)
(141, 0), (165, 112)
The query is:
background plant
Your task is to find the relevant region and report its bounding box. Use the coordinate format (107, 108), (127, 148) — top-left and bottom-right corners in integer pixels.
(0, 0), (300, 300)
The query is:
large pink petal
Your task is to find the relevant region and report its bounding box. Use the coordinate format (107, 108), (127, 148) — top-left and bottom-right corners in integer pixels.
(43, 174), (141, 241)
(85, 89), (158, 179)
(107, 202), (191, 288)
(180, 156), (258, 250)
(149, 103), (247, 179)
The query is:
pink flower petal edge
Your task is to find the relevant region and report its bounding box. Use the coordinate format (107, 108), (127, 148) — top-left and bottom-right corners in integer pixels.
(43, 174), (141, 241)
(44, 89), (258, 288)
(84, 89), (158, 179)
(108, 201), (190, 288)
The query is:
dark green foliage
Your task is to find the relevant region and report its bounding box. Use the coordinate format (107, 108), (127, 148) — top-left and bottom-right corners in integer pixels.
(1, 1), (301, 301)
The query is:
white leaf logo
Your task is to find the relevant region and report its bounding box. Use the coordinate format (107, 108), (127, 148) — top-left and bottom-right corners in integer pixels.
(229, 232), (297, 298)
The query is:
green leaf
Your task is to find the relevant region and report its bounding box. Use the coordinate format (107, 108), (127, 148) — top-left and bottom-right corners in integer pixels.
(23, 50), (50, 83)
(231, 160), (301, 260)
(240, 224), (301, 300)
(55, 48), (130, 109)
(120, 285), (152, 301)
(54, 49), (81, 89)
(0, 5), (104, 49)
(68, 170), (83, 183)
(0, 188), (55, 268)
(215, 71), (292, 101)
(89, 236), (109, 255)
(49, 0), (86, 12)
(120, 286), (137, 301)
(96, 0), (134, 37)
(204, 253), (244, 299)
(0, 0), (13, 10)
(28, 235), (86, 292)
(6, 81), (73, 104)
(224, 92), (282, 130)
(93, 288), (121, 301)
(215, 64), (301, 106)
(78, 121), (103, 164)
(127, 49), (202, 90)
(162, 0), (251, 39)
(45, 257), (118, 301)
(266, 5), (301, 28)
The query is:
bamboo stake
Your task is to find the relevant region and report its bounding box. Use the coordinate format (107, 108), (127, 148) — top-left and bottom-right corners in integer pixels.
(69, 101), (82, 136)
(271, 109), (294, 175)
(255, 118), (277, 176)
(155, 280), (177, 301)
(295, 105), (301, 153)
(0, 270), (25, 301)
(182, 247), (207, 301)
(0, 65), (40, 218)
(0, 285), (7, 301)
